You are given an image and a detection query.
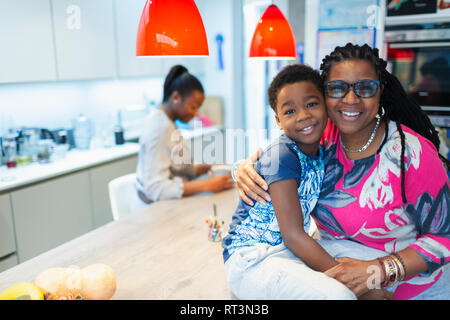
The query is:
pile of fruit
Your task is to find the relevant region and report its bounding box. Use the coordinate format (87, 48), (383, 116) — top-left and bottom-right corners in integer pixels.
(0, 264), (116, 300)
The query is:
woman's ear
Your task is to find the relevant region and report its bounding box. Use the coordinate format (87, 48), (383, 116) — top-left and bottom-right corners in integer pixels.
(170, 91), (181, 104)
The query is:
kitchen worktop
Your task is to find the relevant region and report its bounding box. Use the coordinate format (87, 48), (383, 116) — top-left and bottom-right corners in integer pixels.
(0, 188), (239, 299)
(0, 143), (140, 193)
(0, 126), (223, 193)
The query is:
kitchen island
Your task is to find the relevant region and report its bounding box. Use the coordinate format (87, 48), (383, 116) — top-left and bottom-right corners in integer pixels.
(0, 188), (239, 299)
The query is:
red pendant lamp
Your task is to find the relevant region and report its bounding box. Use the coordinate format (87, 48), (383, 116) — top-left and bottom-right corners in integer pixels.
(249, 4), (296, 59)
(136, 0), (209, 56)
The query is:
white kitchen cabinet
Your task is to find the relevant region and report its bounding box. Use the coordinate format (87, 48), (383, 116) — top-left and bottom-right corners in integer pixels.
(51, 0), (117, 80)
(0, 194), (16, 259)
(114, 0), (165, 77)
(0, 0), (205, 83)
(0, 0), (57, 83)
(0, 254), (18, 273)
(89, 155), (138, 228)
(11, 171), (93, 263)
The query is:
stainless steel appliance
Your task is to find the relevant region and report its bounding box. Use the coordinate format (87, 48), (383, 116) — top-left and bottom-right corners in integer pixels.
(385, 22), (450, 160)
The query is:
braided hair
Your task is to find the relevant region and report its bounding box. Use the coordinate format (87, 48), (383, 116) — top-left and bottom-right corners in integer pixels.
(163, 65), (204, 103)
(320, 43), (450, 204)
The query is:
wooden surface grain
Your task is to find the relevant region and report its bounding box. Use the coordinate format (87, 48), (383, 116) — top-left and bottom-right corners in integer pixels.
(0, 188), (240, 299)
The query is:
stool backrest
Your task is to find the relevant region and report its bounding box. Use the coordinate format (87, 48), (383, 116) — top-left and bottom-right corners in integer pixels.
(108, 173), (137, 221)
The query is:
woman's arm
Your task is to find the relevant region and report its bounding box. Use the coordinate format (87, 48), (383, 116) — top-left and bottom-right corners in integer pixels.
(324, 247), (428, 297)
(270, 178), (337, 272)
(183, 173), (234, 196)
(195, 164), (212, 176)
(234, 149), (271, 206)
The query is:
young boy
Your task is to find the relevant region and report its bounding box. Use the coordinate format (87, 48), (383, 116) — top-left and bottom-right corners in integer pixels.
(221, 64), (348, 299)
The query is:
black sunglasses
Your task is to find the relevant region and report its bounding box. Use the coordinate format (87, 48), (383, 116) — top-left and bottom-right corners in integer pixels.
(324, 80), (380, 98)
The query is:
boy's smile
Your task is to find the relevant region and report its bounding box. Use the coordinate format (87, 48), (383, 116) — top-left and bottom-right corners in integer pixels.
(297, 125), (315, 134)
(275, 81), (328, 155)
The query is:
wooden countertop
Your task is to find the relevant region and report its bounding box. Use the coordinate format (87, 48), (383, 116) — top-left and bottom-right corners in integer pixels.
(0, 188), (240, 299)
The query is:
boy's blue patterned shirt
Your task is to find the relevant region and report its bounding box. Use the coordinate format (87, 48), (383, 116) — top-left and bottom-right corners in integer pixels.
(222, 134), (325, 263)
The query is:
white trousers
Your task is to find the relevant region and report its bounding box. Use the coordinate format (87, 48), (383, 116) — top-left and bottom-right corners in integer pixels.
(224, 240), (394, 300)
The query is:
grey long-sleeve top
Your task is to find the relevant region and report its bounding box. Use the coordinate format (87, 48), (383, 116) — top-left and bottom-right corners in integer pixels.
(136, 108), (195, 202)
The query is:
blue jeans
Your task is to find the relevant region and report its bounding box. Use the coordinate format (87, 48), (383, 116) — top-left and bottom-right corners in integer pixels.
(224, 240), (449, 300)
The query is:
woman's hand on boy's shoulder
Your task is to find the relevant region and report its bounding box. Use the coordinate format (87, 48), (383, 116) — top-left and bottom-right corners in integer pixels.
(236, 148), (271, 206)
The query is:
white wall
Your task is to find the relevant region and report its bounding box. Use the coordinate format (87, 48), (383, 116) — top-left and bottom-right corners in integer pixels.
(304, 0), (319, 69)
(304, 0), (386, 70)
(243, 0), (268, 135)
(199, 0), (245, 131)
(0, 77), (164, 137)
(243, 0), (291, 152)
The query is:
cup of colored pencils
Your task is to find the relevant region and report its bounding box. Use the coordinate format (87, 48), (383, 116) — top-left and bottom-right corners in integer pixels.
(205, 204), (224, 242)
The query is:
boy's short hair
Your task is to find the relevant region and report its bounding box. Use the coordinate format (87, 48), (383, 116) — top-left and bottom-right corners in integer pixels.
(268, 64), (324, 112)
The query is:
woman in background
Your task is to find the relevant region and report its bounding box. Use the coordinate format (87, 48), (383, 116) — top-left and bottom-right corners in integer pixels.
(135, 65), (233, 207)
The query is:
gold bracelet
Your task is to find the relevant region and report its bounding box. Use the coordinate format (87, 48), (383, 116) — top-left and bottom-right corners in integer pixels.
(381, 258), (391, 286)
(377, 258), (387, 287)
(393, 253), (407, 280)
(399, 256), (406, 281)
(381, 257), (396, 287)
(397, 258), (405, 281)
(392, 256), (400, 282)
(388, 256), (399, 285)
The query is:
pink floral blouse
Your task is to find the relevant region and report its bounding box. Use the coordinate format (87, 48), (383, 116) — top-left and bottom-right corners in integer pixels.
(315, 120), (450, 300)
